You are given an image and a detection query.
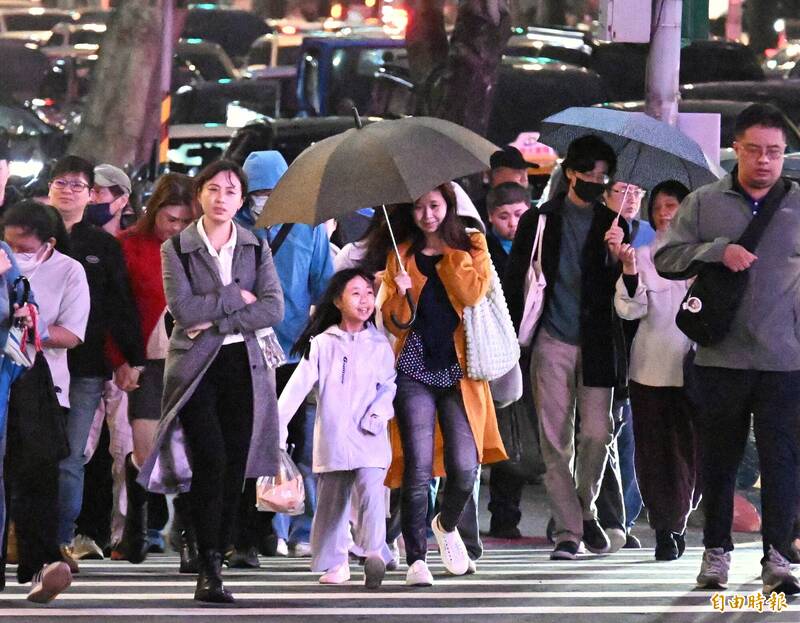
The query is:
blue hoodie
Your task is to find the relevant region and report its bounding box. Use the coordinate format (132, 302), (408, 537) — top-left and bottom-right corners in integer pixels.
(235, 152), (334, 363)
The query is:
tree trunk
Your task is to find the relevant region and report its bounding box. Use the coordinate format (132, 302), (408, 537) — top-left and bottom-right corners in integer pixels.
(430, 0), (511, 136)
(69, 1), (171, 169)
(406, 0), (449, 87)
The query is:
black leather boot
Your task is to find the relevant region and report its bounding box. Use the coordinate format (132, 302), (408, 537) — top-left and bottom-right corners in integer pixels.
(120, 454), (149, 564)
(172, 494), (199, 574)
(195, 550), (234, 603)
(179, 529), (200, 574)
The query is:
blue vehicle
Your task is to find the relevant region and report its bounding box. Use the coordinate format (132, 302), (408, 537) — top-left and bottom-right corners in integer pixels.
(295, 34), (406, 117)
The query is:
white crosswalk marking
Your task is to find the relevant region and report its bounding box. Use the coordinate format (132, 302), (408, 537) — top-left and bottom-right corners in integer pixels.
(0, 546), (795, 621)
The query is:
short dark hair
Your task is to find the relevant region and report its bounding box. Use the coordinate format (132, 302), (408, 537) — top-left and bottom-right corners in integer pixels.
(194, 159), (248, 196)
(486, 183), (531, 214)
(647, 179), (689, 229)
(734, 103), (787, 141)
(51, 155), (95, 188)
(3, 200), (71, 252)
(562, 135), (617, 178)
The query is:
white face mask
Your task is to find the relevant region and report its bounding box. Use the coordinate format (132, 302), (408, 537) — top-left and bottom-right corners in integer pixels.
(251, 195), (268, 217)
(16, 242), (52, 276)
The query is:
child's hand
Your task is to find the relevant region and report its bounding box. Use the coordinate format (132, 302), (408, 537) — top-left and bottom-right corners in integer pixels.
(359, 413), (384, 435)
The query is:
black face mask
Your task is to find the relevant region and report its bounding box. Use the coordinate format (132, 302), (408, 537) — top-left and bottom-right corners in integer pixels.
(573, 178), (605, 203)
(84, 202), (114, 226)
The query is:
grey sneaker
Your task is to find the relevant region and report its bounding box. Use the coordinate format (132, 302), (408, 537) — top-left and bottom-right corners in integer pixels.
(762, 546), (800, 595)
(696, 547), (731, 589)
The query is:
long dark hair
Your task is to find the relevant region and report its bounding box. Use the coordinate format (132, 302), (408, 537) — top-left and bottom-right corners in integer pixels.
(390, 183), (473, 258)
(291, 268), (376, 360)
(133, 172), (196, 236)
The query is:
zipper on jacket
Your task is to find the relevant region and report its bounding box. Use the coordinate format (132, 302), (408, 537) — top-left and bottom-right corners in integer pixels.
(341, 356), (348, 384)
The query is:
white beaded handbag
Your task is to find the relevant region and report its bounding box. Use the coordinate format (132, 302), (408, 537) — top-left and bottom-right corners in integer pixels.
(462, 260), (521, 381)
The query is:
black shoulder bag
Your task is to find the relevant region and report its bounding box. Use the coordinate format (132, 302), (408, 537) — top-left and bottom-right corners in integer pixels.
(675, 179), (789, 346)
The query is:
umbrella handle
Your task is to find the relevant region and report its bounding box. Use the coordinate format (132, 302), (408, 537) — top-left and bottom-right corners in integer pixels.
(390, 291), (417, 330)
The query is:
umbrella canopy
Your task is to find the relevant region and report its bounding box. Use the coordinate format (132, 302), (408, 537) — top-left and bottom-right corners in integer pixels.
(254, 116), (498, 228)
(538, 107), (721, 190)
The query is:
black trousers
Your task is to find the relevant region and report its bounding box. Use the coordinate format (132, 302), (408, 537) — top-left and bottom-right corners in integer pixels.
(694, 366), (800, 556)
(6, 410), (64, 583)
(179, 343), (254, 553)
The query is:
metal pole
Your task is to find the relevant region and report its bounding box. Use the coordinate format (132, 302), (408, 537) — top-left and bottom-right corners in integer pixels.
(158, 0), (175, 168)
(644, 0), (682, 126)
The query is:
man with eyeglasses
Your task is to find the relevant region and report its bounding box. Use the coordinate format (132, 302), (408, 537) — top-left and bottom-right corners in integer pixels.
(47, 156), (144, 571)
(656, 103), (800, 594)
(506, 135), (630, 561)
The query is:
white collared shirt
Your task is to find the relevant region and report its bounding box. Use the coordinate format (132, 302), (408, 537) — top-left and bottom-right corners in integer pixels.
(197, 218), (244, 345)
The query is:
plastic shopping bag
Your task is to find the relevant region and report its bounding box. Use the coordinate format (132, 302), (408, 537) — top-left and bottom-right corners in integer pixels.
(255, 449), (305, 515)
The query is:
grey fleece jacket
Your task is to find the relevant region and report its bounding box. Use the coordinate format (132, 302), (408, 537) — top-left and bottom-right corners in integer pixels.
(654, 174), (800, 371)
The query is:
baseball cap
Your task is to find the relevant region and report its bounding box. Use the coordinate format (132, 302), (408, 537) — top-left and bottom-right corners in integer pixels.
(94, 164), (131, 195)
(490, 145), (537, 171)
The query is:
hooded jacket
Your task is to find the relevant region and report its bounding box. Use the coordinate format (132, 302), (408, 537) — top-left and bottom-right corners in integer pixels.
(278, 323), (396, 472)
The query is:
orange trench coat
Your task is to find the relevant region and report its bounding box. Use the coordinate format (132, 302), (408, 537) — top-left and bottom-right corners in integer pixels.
(381, 232), (508, 488)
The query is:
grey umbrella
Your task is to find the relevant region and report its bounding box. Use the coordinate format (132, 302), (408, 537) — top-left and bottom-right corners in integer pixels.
(538, 107), (721, 190)
(254, 113), (498, 327)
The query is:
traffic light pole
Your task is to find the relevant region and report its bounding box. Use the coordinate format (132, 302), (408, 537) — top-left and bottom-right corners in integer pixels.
(644, 0), (682, 126)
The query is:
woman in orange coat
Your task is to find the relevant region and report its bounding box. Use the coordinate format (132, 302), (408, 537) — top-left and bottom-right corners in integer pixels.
(381, 182), (506, 587)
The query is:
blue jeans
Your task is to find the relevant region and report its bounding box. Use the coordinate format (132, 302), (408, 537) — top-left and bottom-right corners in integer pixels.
(395, 374), (479, 565)
(58, 376), (104, 545)
(273, 400), (317, 544)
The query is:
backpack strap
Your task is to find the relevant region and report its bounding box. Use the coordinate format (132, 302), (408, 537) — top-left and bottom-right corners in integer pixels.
(269, 223), (294, 256)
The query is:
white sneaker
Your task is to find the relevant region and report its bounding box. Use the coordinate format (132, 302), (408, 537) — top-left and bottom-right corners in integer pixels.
(290, 542), (312, 558)
(386, 540), (400, 571)
(27, 562), (72, 603)
(319, 562), (350, 584)
(406, 560), (434, 586)
(431, 513), (469, 576)
(446, 558), (477, 575)
(71, 535), (104, 560)
(275, 538), (289, 557)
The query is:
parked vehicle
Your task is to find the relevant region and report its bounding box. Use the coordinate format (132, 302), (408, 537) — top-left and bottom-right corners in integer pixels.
(504, 25), (593, 67)
(680, 80), (800, 129)
(590, 39), (765, 101)
(40, 21), (105, 59)
(0, 7), (76, 43)
(764, 42), (800, 78)
(0, 94), (69, 183)
(182, 6), (271, 64)
(0, 37), (50, 100)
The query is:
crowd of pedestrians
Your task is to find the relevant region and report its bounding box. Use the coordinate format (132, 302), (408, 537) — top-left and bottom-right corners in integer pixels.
(0, 102), (797, 605)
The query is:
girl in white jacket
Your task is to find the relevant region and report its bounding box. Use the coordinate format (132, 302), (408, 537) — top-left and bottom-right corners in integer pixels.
(278, 268), (396, 588)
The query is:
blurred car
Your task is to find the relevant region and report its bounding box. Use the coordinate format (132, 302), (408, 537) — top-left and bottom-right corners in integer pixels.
(487, 56), (606, 146)
(75, 9), (111, 25)
(598, 99), (800, 152)
(0, 7), (77, 43)
(40, 21), (106, 59)
(244, 31), (304, 74)
(764, 42), (800, 78)
(680, 80), (800, 129)
(0, 95), (68, 183)
(0, 37), (50, 100)
(176, 38), (239, 81)
(590, 39), (765, 102)
(504, 25), (593, 67)
(182, 5), (271, 65)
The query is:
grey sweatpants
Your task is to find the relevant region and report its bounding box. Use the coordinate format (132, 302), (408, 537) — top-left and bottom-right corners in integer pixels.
(311, 467), (392, 572)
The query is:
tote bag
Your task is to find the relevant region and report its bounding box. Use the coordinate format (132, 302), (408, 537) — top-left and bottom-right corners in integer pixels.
(518, 215), (547, 347)
(463, 261), (520, 381)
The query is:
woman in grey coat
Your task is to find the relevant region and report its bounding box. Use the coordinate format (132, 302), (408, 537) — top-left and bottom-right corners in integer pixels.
(138, 160), (284, 603)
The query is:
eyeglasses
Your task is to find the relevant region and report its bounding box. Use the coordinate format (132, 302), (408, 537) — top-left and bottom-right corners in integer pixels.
(739, 143), (785, 161)
(50, 178), (90, 191)
(611, 186), (646, 199)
